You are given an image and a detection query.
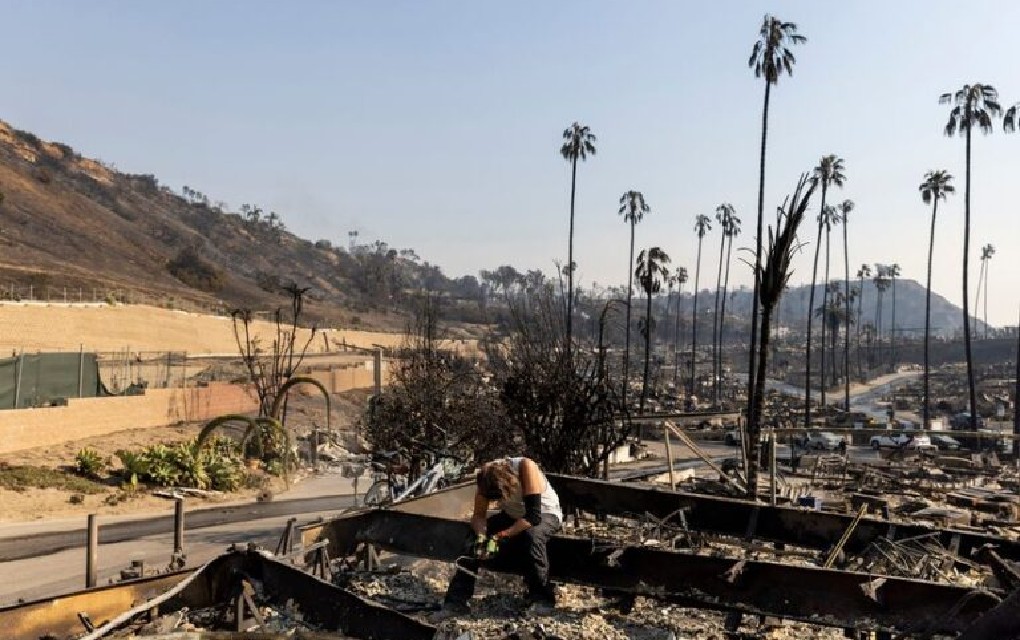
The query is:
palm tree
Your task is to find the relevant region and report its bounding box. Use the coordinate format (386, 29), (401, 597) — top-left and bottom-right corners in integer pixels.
(919, 169), (955, 430)
(712, 203), (736, 406)
(746, 16), (807, 430)
(560, 122), (597, 353)
(748, 173), (816, 494)
(718, 212), (741, 405)
(618, 190), (649, 407)
(976, 244), (995, 339)
(806, 156), (845, 423)
(888, 263), (901, 368)
(820, 205), (842, 406)
(941, 84), (1001, 431)
(672, 266), (689, 389)
(636, 247), (671, 412)
(838, 200), (854, 411)
(873, 265), (890, 366)
(690, 214), (712, 399)
(856, 263), (871, 377)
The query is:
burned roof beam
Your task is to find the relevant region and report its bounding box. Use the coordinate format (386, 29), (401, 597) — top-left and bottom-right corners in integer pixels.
(548, 473), (1020, 563)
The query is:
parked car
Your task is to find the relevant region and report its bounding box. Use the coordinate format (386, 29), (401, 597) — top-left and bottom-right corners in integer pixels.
(795, 430), (842, 450)
(931, 434), (961, 451)
(870, 432), (935, 451)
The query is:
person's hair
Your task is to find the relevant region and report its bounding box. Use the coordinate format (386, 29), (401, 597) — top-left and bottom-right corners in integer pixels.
(477, 461), (518, 500)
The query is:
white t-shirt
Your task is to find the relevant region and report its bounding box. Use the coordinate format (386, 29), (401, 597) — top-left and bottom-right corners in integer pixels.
(496, 457), (563, 523)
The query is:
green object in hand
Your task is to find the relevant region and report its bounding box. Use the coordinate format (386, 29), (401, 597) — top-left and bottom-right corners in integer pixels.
(485, 536), (500, 556)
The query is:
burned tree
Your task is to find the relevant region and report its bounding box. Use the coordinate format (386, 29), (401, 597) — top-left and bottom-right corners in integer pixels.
(231, 283), (318, 418)
(363, 294), (508, 470)
(746, 174), (815, 494)
(487, 287), (630, 476)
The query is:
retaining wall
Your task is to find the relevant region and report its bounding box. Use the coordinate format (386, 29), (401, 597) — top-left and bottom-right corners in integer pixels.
(0, 383), (258, 454)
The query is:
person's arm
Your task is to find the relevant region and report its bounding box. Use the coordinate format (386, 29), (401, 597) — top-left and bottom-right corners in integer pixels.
(470, 490), (489, 536)
(494, 458), (543, 539)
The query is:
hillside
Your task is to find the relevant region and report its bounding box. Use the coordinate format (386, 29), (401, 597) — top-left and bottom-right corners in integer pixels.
(0, 121), (486, 330)
(679, 279), (981, 339)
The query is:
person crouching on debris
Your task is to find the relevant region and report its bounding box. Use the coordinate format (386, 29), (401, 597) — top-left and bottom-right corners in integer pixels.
(435, 456), (563, 619)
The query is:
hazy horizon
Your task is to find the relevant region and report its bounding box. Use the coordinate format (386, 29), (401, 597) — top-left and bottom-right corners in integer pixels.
(6, 1), (1020, 325)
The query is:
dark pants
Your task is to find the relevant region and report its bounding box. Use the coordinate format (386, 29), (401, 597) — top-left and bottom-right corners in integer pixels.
(445, 512), (561, 606)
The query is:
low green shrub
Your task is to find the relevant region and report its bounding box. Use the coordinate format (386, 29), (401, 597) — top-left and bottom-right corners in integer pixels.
(74, 448), (106, 478)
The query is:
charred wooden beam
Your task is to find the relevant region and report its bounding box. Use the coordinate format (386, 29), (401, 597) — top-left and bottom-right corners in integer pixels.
(307, 509), (1001, 635)
(548, 474), (1020, 563)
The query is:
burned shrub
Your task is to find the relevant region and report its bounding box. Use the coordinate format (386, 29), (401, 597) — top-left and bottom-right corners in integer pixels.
(168, 245), (225, 292)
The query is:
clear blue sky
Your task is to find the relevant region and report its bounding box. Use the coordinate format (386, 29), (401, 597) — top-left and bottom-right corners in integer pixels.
(6, 1), (1020, 325)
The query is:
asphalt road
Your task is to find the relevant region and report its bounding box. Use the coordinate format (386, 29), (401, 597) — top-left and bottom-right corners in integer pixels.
(0, 493), (355, 563)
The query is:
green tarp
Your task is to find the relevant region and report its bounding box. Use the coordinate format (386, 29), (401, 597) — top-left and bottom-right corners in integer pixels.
(0, 352), (103, 409)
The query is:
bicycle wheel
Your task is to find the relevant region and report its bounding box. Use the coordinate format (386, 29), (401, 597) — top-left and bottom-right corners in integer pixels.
(363, 479), (393, 506)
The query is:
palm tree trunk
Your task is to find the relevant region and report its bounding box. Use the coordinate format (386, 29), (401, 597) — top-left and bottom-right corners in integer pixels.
(891, 275), (897, 369)
(747, 81), (771, 435)
(963, 123), (978, 430)
(805, 217), (824, 430)
(674, 283), (683, 389)
(624, 221), (636, 408)
(821, 226), (830, 409)
(691, 238), (704, 399)
(719, 235), (735, 401)
(641, 267), (653, 413)
(924, 199), (938, 429)
(843, 218), (851, 411)
(857, 274), (864, 379)
(566, 158), (578, 353)
(749, 301), (774, 498)
(712, 233), (726, 407)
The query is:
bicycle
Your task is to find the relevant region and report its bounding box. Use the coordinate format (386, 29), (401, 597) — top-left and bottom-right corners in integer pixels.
(363, 447), (464, 506)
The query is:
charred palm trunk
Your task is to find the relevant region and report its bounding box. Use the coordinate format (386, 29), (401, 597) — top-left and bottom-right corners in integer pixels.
(820, 226), (830, 411)
(566, 158), (577, 354)
(747, 81), (771, 440)
(674, 284), (684, 389)
(641, 264), (654, 413)
(719, 234), (735, 403)
(843, 221), (851, 410)
(691, 238), (704, 398)
(924, 199), (938, 429)
(712, 233), (725, 407)
(805, 218), (824, 429)
(963, 121), (978, 431)
(624, 221), (636, 408)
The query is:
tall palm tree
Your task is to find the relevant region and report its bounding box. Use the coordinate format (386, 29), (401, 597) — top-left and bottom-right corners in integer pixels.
(560, 122), (597, 353)
(712, 204), (736, 406)
(804, 156), (845, 427)
(919, 170), (955, 430)
(856, 263), (871, 377)
(690, 214), (712, 399)
(746, 15), (807, 430)
(636, 247), (671, 412)
(838, 200), (854, 411)
(718, 212), (742, 405)
(672, 266), (689, 389)
(820, 205), (842, 405)
(941, 84), (1001, 431)
(618, 190), (649, 407)
(888, 263), (901, 368)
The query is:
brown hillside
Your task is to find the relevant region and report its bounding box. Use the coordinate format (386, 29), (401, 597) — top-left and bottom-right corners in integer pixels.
(0, 120), (408, 329)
